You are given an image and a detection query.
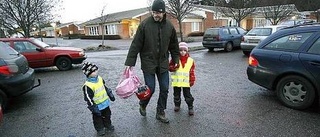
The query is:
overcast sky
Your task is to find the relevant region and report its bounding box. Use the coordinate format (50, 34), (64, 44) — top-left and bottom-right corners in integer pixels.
(58, 0), (149, 23)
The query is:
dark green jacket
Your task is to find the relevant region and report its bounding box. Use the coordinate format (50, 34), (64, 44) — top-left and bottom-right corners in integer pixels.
(125, 14), (179, 74)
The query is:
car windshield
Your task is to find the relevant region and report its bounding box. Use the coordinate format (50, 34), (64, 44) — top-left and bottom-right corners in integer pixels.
(247, 28), (272, 36)
(204, 28), (219, 36)
(0, 42), (19, 58)
(280, 20), (295, 26)
(31, 38), (50, 48)
(237, 27), (247, 34)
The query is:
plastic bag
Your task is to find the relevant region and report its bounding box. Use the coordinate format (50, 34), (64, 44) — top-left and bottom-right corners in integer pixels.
(115, 67), (141, 99)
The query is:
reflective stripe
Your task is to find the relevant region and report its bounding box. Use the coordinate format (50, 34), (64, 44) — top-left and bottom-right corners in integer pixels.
(83, 76), (109, 104)
(171, 58), (193, 87)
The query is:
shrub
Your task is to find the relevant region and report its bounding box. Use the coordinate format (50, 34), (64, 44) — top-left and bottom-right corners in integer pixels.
(63, 34), (85, 39)
(80, 35), (121, 40)
(187, 31), (204, 37)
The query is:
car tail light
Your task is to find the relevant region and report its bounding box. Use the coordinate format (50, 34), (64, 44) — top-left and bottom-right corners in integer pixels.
(248, 55), (259, 67)
(0, 65), (10, 75)
(241, 36), (244, 42)
(0, 59), (18, 76)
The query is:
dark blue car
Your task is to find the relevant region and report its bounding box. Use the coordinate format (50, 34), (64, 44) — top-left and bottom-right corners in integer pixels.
(202, 26), (246, 52)
(247, 23), (320, 110)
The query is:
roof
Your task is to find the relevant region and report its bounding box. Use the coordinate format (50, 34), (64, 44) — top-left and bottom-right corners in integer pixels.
(56, 21), (83, 29)
(81, 7), (150, 26)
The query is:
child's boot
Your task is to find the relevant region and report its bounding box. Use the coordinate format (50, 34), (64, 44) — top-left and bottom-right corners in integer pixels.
(106, 124), (115, 132)
(174, 106), (180, 112)
(188, 107), (194, 116)
(97, 128), (106, 136)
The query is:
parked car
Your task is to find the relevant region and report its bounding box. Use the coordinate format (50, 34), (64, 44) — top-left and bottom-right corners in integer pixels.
(0, 103), (2, 124)
(240, 25), (288, 56)
(279, 19), (316, 26)
(202, 26), (247, 52)
(247, 23), (320, 110)
(0, 41), (40, 109)
(0, 38), (86, 71)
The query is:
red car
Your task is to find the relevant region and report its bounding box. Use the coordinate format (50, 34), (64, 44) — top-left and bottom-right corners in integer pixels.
(0, 38), (86, 70)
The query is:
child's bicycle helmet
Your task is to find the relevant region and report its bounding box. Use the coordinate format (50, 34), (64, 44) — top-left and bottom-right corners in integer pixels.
(136, 85), (151, 101)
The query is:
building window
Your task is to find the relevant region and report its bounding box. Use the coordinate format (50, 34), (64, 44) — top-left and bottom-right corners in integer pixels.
(191, 22), (200, 32)
(254, 19), (271, 27)
(105, 24), (118, 35)
(89, 26), (99, 35)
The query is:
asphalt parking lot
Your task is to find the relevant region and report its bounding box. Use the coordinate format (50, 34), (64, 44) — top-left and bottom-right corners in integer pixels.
(0, 38), (320, 137)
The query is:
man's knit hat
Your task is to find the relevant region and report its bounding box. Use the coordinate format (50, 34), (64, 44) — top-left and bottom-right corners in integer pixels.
(179, 42), (188, 52)
(81, 62), (98, 77)
(152, 0), (166, 13)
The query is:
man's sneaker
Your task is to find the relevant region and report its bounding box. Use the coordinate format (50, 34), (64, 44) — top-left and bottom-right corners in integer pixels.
(156, 113), (169, 123)
(139, 105), (146, 116)
(106, 125), (115, 132)
(174, 106), (180, 112)
(97, 128), (105, 136)
(188, 108), (194, 116)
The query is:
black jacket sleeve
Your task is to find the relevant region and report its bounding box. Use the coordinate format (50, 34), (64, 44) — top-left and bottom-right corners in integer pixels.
(82, 85), (95, 107)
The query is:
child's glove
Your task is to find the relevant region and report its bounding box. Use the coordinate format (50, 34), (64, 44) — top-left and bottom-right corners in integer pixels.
(88, 105), (101, 116)
(190, 81), (194, 87)
(107, 88), (115, 101)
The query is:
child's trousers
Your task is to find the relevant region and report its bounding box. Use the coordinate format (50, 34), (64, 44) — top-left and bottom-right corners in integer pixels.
(92, 107), (112, 131)
(173, 87), (194, 109)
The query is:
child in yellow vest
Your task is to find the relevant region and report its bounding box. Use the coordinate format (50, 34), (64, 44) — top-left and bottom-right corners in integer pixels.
(169, 42), (196, 116)
(82, 62), (115, 136)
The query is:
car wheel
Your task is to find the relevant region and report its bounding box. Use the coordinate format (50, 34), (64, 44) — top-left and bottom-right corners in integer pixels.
(243, 51), (250, 56)
(208, 48), (214, 52)
(0, 89), (8, 109)
(276, 75), (315, 110)
(224, 42), (233, 52)
(56, 57), (72, 71)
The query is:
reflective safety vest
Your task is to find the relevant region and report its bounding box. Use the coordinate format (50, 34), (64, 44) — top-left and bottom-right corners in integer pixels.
(83, 76), (109, 104)
(171, 58), (193, 87)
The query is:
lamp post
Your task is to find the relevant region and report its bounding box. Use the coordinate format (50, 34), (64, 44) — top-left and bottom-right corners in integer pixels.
(50, 22), (58, 46)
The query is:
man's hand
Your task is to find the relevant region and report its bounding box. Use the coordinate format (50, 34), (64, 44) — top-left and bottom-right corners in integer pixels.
(125, 66), (132, 70)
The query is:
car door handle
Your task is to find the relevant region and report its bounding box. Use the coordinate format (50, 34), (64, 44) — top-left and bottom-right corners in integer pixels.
(309, 61), (320, 66)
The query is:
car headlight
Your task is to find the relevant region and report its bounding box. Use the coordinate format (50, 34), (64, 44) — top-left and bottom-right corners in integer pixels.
(79, 51), (85, 56)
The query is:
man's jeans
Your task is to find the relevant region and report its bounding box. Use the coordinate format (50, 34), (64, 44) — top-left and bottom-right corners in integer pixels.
(140, 71), (169, 112)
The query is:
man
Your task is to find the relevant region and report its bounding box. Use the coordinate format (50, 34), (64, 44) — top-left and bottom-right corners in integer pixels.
(124, 0), (179, 123)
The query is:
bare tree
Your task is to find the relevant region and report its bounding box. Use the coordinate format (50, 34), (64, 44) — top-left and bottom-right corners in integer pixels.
(260, 4), (296, 25)
(165, 0), (196, 42)
(293, 0), (320, 22)
(0, 0), (60, 38)
(199, 0), (217, 6)
(99, 4), (109, 46)
(216, 0), (256, 27)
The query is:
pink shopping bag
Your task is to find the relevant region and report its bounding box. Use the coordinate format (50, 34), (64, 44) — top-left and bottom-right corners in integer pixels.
(116, 67), (141, 99)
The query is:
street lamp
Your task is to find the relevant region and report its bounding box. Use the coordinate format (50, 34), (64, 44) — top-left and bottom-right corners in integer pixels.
(50, 22), (58, 46)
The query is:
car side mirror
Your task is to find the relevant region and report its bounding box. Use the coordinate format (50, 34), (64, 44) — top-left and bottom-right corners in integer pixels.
(36, 48), (43, 52)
